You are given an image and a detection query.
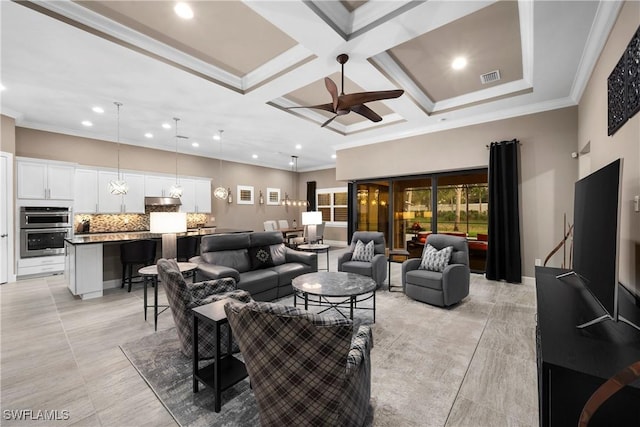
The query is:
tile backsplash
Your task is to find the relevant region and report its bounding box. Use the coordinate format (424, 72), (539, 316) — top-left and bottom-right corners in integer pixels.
(74, 206), (210, 233)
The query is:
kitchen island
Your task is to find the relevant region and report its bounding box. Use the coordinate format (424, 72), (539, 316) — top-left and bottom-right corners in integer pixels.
(64, 228), (252, 299)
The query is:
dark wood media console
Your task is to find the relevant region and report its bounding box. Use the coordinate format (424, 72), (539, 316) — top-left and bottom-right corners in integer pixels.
(535, 267), (640, 426)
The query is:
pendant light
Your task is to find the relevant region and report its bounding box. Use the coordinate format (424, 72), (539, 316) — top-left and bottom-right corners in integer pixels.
(213, 130), (229, 200)
(281, 156), (309, 207)
(109, 101), (128, 195)
(168, 117), (183, 198)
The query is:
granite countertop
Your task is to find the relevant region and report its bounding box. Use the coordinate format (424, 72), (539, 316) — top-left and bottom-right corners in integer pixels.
(65, 227), (253, 245)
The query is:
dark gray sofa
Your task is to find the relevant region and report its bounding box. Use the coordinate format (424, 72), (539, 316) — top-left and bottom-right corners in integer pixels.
(190, 231), (317, 301)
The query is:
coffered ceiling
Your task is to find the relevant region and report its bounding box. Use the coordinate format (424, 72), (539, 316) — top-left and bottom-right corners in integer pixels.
(0, 1), (622, 171)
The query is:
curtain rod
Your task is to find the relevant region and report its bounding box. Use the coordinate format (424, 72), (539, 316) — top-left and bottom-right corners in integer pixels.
(486, 139), (521, 149)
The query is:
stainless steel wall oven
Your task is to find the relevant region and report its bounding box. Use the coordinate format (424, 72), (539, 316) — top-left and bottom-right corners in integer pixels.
(19, 207), (72, 258)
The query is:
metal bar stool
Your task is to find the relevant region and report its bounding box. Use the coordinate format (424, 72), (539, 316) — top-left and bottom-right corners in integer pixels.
(177, 235), (199, 280)
(120, 239), (157, 292)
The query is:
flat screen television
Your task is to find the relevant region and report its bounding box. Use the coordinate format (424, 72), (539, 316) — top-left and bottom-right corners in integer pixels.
(567, 158), (630, 329)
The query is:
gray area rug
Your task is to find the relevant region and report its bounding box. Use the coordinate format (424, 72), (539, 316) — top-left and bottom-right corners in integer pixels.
(120, 292), (376, 427)
(120, 279), (524, 426)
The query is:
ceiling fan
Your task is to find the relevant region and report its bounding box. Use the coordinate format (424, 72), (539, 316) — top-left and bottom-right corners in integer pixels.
(289, 54), (404, 128)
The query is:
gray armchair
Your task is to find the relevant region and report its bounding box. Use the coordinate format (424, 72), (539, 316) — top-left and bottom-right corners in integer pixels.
(156, 258), (252, 359)
(224, 300), (372, 427)
(402, 234), (470, 307)
(338, 231), (387, 288)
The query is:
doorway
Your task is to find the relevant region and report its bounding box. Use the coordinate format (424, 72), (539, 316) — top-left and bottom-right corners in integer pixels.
(0, 152), (13, 284)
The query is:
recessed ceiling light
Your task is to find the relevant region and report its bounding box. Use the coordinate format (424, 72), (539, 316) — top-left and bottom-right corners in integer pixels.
(174, 2), (194, 19)
(162, 123), (171, 129)
(288, 161), (294, 166)
(0, 83), (5, 91)
(192, 142), (199, 147)
(92, 106), (104, 114)
(252, 154), (258, 159)
(295, 144), (302, 150)
(213, 134), (221, 141)
(144, 132), (153, 138)
(81, 120), (93, 127)
(452, 57), (467, 70)
(331, 154), (336, 159)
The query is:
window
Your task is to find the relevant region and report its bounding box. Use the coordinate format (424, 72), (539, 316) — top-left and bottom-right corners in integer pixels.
(317, 187), (348, 226)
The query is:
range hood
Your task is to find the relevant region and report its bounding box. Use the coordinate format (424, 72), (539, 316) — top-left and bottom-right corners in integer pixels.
(144, 197), (182, 206)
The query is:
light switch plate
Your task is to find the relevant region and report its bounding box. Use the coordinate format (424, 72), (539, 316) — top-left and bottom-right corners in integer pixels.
(634, 195), (639, 212)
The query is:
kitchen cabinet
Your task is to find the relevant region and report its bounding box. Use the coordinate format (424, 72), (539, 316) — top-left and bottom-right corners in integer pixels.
(17, 158), (75, 200)
(145, 175), (176, 197)
(178, 178), (212, 213)
(65, 241), (103, 299)
(122, 172), (145, 213)
(74, 168), (99, 213)
(195, 179), (212, 213)
(98, 171), (122, 213)
(76, 169), (145, 213)
(97, 170), (145, 213)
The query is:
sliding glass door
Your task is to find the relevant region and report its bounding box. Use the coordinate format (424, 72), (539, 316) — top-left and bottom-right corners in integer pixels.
(355, 182), (389, 243)
(352, 169), (488, 271)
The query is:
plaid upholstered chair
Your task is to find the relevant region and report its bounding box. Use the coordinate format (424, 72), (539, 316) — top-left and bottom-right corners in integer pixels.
(156, 258), (253, 360)
(224, 300), (373, 427)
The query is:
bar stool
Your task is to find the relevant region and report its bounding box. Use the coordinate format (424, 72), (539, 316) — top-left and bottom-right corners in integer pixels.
(177, 235), (199, 280)
(120, 239), (157, 292)
(177, 235), (199, 261)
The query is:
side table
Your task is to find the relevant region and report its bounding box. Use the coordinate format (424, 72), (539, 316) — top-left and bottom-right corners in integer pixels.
(388, 249), (410, 292)
(192, 298), (248, 413)
(297, 243), (330, 271)
(139, 261), (198, 331)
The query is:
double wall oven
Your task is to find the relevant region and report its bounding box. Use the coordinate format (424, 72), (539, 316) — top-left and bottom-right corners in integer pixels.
(19, 206), (72, 258)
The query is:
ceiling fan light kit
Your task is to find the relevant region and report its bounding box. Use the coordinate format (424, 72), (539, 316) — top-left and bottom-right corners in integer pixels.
(288, 54), (404, 128)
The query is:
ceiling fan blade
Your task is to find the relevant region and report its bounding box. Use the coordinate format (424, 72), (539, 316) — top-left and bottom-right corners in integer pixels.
(338, 89), (404, 109)
(351, 104), (382, 122)
(320, 114), (338, 128)
(285, 103), (335, 113)
(325, 77), (339, 112)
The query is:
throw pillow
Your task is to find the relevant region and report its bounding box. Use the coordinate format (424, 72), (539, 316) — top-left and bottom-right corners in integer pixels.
(351, 240), (375, 262)
(248, 246), (275, 270)
(419, 244), (453, 272)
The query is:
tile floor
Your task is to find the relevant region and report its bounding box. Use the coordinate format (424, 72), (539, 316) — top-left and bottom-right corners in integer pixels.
(0, 248), (538, 426)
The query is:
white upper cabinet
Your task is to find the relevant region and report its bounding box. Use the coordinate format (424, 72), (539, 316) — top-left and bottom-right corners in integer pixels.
(74, 169), (99, 213)
(195, 179), (212, 213)
(178, 178), (196, 213)
(122, 172), (145, 213)
(145, 175), (176, 197)
(17, 158), (75, 200)
(97, 171), (122, 213)
(178, 178), (211, 213)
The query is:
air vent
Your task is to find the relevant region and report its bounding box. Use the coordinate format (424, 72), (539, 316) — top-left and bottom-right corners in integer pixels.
(480, 70), (501, 84)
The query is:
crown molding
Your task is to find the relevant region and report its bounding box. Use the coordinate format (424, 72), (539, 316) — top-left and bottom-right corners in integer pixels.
(569, 0), (623, 103)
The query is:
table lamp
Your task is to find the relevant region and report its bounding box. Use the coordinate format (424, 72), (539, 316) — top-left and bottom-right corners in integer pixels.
(302, 211), (322, 244)
(150, 212), (187, 259)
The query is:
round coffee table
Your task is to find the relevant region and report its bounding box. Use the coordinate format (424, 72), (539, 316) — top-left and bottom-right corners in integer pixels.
(292, 271), (376, 322)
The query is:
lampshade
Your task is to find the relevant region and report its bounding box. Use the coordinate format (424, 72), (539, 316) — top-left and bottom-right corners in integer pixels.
(302, 211), (322, 226)
(150, 212), (187, 260)
(150, 212), (187, 234)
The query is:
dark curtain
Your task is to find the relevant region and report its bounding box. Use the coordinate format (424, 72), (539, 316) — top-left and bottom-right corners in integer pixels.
(306, 181), (316, 211)
(486, 139), (522, 283)
(347, 182), (355, 245)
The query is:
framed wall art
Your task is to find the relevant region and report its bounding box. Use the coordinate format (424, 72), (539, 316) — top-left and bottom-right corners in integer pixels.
(237, 185), (254, 205)
(266, 188), (281, 206)
(607, 25), (640, 136)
